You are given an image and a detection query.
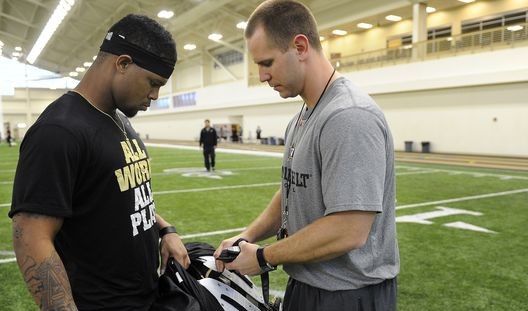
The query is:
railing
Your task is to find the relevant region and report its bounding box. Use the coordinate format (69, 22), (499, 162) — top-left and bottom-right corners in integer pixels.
(248, 22), (528, 85)
(332, 22), (528, 72)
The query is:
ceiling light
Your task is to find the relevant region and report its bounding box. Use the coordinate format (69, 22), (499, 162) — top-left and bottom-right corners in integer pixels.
(319, 36), (325, 41)
(236, 21), (247, 29)
(92, 55), (97, 60)
(26, 0), (76, 64)
(15, 46), (22, 51)
(385, 15), (402, 22)
(331, 29), (347, 36)
(357, 23), (373, 29)
(69, 71), (79, 77)
(83, 62), (92, 67)
(458, 0), (475, 3)
(12, 52), (22, 57)
(157, 10), (174, 19)
(208, 33), (223, 41)
(183, 43), (197, 51)
(507, 25), (524, 32)
(75, 67), (85, 72)
(0, 40), (4, 47)
(426, 6), (436, 13)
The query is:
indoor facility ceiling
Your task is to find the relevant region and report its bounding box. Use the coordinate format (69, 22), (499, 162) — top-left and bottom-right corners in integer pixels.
(0, 0), (478, 79)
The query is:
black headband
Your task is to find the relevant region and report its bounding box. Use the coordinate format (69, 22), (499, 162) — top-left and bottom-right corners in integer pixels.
(100, 32), (175, 79)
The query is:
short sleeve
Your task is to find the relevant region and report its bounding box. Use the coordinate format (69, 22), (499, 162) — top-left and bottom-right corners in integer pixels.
(9, 124), (81, 218)
(319, 108), (387, 215)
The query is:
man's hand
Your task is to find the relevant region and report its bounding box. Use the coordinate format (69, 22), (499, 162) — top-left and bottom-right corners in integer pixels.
(214, 235), (247, 272)
(223, 241), (262, 276)
(159, 233), (190, 273)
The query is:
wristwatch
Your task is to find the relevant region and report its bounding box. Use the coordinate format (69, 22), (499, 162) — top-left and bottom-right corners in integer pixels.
(256, 246), (276, 273)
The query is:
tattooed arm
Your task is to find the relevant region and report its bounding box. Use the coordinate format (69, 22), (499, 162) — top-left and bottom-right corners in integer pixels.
(12, 212), (78, 311)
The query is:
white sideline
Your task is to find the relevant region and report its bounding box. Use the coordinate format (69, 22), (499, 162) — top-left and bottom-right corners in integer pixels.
(146, 143), (283, 158)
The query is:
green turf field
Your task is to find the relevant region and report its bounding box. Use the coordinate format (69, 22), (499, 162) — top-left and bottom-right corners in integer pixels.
(1, 143), (527, 310)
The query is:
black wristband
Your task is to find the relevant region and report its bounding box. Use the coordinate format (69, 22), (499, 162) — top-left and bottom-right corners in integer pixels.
(159, 226), (177, 238)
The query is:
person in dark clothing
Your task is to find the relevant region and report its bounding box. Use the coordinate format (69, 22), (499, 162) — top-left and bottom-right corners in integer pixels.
(9, 14), (189, 311)
(199, 119), (218, 171)
(256, 126), (262, 140)
(6, 128), (13, 147)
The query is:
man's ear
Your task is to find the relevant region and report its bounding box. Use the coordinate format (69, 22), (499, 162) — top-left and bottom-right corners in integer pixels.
(293, 34), (309, 60)
(116, 55), (133, 73)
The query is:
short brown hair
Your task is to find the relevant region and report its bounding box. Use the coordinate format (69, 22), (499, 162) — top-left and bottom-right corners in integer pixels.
(245, 0), (322, 52)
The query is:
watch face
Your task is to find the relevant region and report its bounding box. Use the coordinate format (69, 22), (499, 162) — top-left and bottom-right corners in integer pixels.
(261, 265), (275, 273)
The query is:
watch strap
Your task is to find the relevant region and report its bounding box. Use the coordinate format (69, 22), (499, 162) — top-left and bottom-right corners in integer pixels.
(233, 238), (248, 246)
(256, 246), (276, 272)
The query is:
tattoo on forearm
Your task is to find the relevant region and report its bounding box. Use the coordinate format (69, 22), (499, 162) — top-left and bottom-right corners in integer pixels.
(21, 253), (78, 311)
(12, 217), (23, 240)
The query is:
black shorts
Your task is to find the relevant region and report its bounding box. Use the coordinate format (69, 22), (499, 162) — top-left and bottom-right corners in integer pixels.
(283, 277), (397, 311)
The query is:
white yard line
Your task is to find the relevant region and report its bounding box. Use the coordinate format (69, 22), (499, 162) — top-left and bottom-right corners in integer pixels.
(153, 166), (281, 176)
(0, 258), (17, 264)
(396, 188), (528, 210)
(396, 170), (440, 176)
(154, 182), (280, 195)
(180, 227), (246, 239)
(396, 165), (528, 180)
(2, 188), (527, 269)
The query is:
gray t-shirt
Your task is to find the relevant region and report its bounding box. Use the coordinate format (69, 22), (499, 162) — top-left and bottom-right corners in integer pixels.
(281, 77), (399, 290)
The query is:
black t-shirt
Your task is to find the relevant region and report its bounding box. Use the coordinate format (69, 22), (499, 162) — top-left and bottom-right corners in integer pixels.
(9, 91), (159, 310)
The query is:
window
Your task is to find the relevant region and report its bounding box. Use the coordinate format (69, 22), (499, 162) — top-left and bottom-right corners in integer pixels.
(151, 96), (170, 110)
(461, 10), (527, 46)
(462, 10), (527, 34)
(173, 92), (197, 108)
(213, 50), (243, 69)
(428, 26), (452, 39)
(427, 26), (452, 53)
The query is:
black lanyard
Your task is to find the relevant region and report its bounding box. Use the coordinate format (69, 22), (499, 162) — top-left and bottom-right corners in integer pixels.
(279, 68), (336, 240)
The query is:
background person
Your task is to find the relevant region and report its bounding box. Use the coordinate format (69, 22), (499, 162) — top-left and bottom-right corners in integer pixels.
(9, 14), (189, 311)
(6, 128), (12, 147)
(215, 1), (399, 310)
(199, 119), (218, 171)
(256, 125), (262, 140)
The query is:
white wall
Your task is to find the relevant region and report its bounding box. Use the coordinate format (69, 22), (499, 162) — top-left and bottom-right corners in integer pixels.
(2, 47), (527, 157)
(376, 82), (528, 156)
(1, 88), (66, 139)
(132, 100), (300, 142)
(130, 46), (528, 157)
